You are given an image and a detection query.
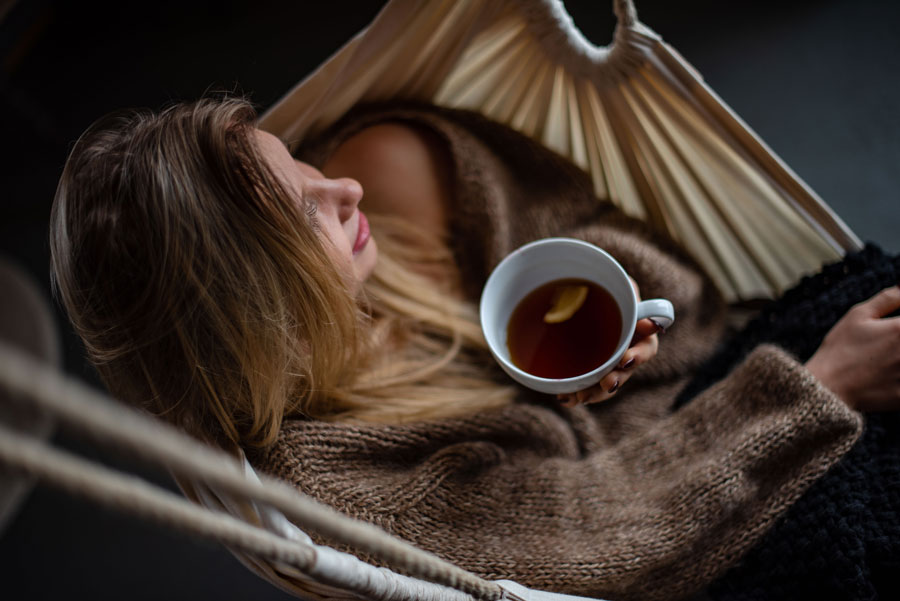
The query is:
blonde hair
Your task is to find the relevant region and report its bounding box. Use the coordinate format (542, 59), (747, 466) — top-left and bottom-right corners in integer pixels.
(337, 215), (514, 423)
(50, 98), (513, 449)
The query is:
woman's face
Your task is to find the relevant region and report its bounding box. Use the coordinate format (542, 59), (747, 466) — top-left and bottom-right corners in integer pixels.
(255, 130), (377, 284)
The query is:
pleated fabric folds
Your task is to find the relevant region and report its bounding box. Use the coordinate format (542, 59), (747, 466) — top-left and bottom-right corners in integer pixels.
(260, 0), (861, 301)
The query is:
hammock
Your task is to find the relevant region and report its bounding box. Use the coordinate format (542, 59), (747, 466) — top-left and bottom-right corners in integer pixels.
(0, 340), (599, 601)
(260, 0), (861, 302)
(0, 1), (867, 600)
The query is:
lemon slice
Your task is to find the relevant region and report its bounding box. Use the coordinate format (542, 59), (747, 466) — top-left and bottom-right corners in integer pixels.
(543, 284), (588, 323)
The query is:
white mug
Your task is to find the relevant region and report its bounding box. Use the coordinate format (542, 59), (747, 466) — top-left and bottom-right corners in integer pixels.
(479, 237), (675, 395)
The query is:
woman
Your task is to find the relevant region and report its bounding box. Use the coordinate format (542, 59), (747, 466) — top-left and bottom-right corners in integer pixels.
(49, 97), (900, 601)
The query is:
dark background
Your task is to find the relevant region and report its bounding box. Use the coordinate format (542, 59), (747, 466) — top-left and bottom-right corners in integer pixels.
(0, 0), (898, 599)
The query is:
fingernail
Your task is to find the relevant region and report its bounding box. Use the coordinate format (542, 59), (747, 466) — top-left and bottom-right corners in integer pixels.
(649, 318), (666, 334)
(619, 357), (635, 370)
(607, 379), (619, 394)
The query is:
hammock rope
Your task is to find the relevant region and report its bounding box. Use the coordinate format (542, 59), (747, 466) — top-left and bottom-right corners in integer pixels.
(0, 341), (505, 601)
(0, 424), (319, 572)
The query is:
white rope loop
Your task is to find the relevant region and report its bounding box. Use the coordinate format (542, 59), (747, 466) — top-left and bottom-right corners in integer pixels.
(613, 0), (637, 28)
(0, 342), (502, 601)
(516, 0), (650, 81)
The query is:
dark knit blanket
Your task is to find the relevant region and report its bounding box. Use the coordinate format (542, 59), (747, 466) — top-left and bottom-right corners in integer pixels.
(676, 244), (900, 601)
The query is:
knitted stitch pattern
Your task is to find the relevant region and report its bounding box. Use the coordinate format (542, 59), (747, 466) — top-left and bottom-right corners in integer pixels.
(251, 105), (866, 601)
(677, 244), (900, 601)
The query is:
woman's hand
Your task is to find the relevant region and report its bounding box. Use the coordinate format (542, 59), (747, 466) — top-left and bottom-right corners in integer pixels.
(558, 278), (661, 407)
(805, 285), (900, 412)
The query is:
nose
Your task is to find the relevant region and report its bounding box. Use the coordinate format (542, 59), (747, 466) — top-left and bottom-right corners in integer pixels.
(310, 176), (363, 223)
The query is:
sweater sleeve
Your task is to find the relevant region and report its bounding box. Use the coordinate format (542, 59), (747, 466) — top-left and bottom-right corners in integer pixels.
(258, 345), (862, 601)
(276, 104), (862, 600)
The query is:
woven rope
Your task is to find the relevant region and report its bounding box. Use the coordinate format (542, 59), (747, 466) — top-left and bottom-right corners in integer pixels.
(0, 341), (502, 601)
(613, 0), (637, 27)
(0, 424), (318, 568)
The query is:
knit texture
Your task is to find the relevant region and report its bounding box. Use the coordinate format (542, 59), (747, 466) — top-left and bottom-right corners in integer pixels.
(251, 105), (864, 601)
(675, 245), (900, 601)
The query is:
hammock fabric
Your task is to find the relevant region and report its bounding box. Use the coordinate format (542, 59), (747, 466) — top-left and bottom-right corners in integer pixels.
(260, 0), (861, 303)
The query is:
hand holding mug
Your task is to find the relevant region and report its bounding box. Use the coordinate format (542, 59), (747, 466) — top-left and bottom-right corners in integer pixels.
(480, 238), (674, 397)
(557, 277), (663, 407)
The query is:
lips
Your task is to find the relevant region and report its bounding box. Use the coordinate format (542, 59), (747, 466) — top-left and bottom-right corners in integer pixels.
(352, 211), (370, 255)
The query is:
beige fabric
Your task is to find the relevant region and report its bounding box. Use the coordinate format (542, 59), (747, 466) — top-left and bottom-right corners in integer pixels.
(251, 105), (863, 601)
(181, 460), (494, 601)
(260, 0), (861, 302)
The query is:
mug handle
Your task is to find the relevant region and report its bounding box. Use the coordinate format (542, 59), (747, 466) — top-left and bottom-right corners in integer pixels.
(636, 298), (675, 330)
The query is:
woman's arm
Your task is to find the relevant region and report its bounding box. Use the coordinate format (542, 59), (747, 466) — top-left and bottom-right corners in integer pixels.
(270, 107), (881, 600)
(262, 344), (862, 601)
(805, 285), (900, 411)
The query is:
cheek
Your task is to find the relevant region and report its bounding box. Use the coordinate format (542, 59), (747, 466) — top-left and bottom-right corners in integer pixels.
(354, 238), (378, 282)
(311, 210), (338, 246)
(316, 224), (354, 271)
(315, 208), (351, 250)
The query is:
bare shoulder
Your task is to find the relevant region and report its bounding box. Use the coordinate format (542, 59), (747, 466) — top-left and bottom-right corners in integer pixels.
(320, 122), (453, 238)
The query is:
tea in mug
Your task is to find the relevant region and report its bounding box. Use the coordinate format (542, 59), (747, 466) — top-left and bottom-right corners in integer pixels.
(506, 278), (622, 379)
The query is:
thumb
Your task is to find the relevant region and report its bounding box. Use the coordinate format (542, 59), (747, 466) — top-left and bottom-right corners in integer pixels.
(858, 285), (900, 318)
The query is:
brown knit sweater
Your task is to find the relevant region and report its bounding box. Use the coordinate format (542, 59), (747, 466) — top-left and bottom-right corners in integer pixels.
(250, 106), (863, 601)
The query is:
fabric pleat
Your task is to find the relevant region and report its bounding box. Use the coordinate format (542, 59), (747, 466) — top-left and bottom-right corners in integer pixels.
(260, 0), (861, 302)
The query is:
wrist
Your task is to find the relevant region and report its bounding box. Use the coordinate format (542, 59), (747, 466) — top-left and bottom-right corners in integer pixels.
(805, 352), (855, 410)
